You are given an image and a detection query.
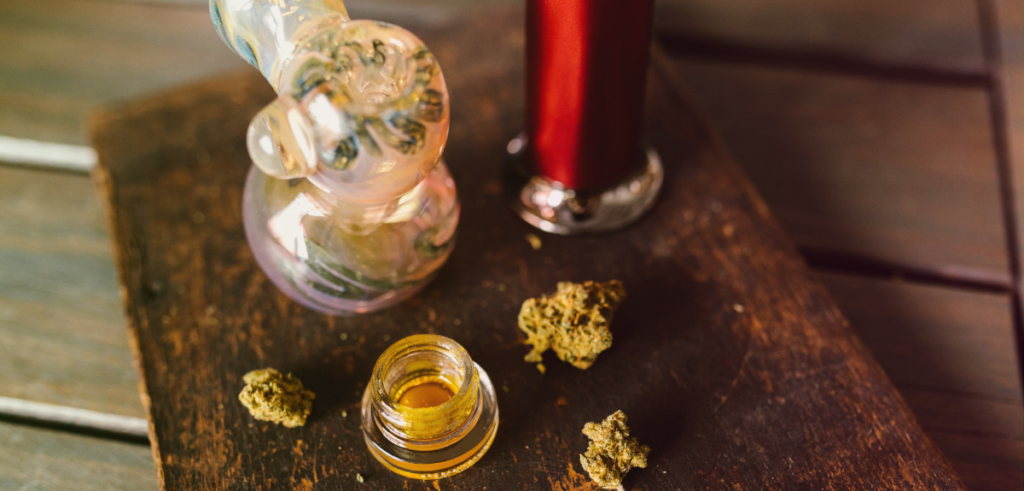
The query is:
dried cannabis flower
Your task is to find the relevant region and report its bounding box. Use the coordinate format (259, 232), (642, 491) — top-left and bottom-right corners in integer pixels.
(518, 280), (625, 370)
(238, 368), (315, 428)
(580, 410), (650, 489)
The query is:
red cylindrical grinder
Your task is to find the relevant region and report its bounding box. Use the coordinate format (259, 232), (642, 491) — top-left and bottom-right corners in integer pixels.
(526, 0), (656, 191)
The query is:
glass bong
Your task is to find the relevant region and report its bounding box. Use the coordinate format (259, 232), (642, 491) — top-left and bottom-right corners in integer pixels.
(210, 0), (458, 314)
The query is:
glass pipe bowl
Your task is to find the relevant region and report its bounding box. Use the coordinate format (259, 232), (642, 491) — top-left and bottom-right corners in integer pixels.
(361, 335), (499, 480)
(244, 19), (451, 203)
(242, 161), (459, 315)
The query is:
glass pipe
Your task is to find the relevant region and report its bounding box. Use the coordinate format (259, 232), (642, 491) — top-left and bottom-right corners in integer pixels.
(211, 0), (457, 314)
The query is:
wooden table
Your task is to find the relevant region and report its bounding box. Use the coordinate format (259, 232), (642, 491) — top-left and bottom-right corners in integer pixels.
(80, 5), (985, 490)
(0, 1), (1020, 490)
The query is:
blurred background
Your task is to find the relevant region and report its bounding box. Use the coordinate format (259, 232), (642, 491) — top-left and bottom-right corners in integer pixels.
(0, 0), (1020, 490)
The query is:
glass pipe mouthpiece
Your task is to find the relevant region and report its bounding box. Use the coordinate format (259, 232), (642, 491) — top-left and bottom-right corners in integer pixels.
(213, 0), (457, 314)
(362, 335), (499, 480)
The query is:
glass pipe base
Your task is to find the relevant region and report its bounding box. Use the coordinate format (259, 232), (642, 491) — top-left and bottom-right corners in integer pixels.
(242, 161), (460, 315)
(504, 135), (663, 235)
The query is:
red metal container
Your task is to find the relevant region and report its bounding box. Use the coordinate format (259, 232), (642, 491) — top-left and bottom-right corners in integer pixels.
(526, 0), (656, 191)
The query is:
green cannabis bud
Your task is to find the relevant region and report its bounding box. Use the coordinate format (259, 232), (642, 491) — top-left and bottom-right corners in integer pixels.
(580, 410), (650, 489)
(238, 368), (315, 428)
(518, 280), (625, 370)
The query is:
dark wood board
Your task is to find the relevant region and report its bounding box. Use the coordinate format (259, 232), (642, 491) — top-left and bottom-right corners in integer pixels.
(90, 8), (964, 490)
(0, 420), (157, 491)
(667, 58), (1009, 285)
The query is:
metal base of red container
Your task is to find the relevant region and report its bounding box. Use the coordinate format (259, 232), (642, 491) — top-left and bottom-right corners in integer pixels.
(504, 135), (663, 235)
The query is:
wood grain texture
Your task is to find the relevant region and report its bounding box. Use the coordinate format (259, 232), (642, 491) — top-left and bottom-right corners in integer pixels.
(655, 0), (985, 74)
(90, 9), (964, 490)
(667, 58), (1009, 284)
(0, 420), (157, 490)
(817, 273), (1020, 402)
(817, 272), (1023, 491)
(0, 0), (479, 148)
(0, 165), (143, 418)
(997, 0), (1024, 273)
(0, 0), (246, 146)
(929, 432), (1024, 491)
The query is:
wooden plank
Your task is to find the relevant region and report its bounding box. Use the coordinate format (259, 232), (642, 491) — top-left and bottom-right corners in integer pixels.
(1004, 0), (1024, 237)
(998, 0), (1024, 403)
(100, 0), (510, 11)
(997, 0), (1024, 299)
(0, 420), (157, 490)
(0, 165), (144, 419)
(105, 0), (989, 75)
(928, 432), (1024, 491)
(0, 0), (990, 148)
(900, 388), (1022, 439)
(0, 0), (247, 146)
(816, 272), (1023, 491)
(0, 0), (483, 151)
(655, 0), (985, 74)
(817, 273), (1020, 402)
(90, 8), (963, 490)
(666, 58), (1009, 284)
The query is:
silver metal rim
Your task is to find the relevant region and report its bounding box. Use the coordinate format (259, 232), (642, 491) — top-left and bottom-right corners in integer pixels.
(504, 135), (664, 235)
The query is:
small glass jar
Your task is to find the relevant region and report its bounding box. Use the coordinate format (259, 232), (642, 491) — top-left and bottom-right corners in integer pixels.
(361, 335), (499, 480)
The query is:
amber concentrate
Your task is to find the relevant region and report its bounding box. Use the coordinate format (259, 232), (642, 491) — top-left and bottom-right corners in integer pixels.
(397, 381), (455, 408)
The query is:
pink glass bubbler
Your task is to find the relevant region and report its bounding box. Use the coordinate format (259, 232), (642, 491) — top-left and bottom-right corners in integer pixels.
(210, 0), (458, 314)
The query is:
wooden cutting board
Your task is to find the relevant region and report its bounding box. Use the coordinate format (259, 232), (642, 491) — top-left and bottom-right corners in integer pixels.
(89, 8), (964, 490)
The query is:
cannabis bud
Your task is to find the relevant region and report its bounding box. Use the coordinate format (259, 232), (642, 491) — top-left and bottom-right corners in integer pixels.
(518, 280), (625, 370)
(580, 410), (650, 489)
(238, 368), (315, 428)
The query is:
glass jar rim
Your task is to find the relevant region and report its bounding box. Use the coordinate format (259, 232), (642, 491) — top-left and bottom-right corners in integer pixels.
(371, 334), (474, 413)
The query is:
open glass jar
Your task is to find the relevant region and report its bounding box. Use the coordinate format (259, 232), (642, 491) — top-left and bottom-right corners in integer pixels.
(361, 335), (499, 479)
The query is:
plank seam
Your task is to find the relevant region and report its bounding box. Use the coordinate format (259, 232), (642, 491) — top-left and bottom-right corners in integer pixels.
(897, 382), (1023, 405)
(919, 426), (1024, 442)
(0, 396), (149, 441)
(657, 31), (992, 88)
(977, 0), (1024, 396)
(800, 246), (1014, 295)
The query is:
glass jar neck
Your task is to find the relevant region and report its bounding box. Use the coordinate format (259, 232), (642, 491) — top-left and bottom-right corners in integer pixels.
(368, 335), (482, 450)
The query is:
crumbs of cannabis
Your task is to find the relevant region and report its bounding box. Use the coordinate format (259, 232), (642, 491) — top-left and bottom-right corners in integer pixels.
(580, 410), (650, 489)
(238, 368), (315, 428)
(518, 280), (625, 370)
